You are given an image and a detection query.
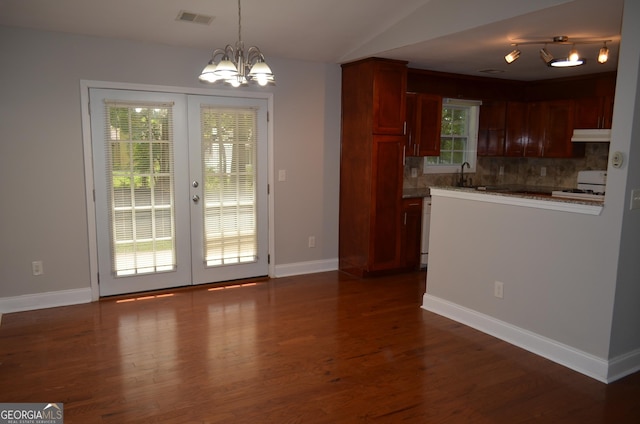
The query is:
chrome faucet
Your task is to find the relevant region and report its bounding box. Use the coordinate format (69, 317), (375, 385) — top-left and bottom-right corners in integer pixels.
(459, 161), (470, 187)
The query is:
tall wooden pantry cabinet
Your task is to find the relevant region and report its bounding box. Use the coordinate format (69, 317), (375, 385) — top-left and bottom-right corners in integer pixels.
(339, 58), (408, 277)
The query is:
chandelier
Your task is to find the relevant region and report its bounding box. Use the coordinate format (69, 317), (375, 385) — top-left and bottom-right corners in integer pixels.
(504, 36), (611, 68)
(199, 0), (274, 87)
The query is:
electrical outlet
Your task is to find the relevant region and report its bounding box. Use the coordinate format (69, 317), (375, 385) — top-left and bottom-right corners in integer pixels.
(540, 166), (546, 177)
(32, 261), (44, 276)
(494, 281), (504, 299)
(499, 166), (504, 176)
(278, 169), (286, 182)
(411, 168), (418, 178)
(308, 236), (316, 248)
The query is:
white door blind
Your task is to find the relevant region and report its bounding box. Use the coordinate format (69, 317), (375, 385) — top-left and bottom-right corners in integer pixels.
(103, 100), (177, 276)
(199, 106), (258, 266)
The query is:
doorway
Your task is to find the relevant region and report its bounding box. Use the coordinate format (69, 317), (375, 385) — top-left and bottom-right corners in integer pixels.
(89, 88), (269, 296)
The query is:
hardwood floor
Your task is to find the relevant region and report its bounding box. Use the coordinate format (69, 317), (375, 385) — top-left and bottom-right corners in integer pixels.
(1, 271), (639, 423)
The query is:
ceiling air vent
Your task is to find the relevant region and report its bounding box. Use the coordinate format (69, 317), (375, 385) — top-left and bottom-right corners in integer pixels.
(176, 10), (214, 25)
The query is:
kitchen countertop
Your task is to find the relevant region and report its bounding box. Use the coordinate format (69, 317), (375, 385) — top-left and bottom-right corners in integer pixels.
(430, 186), (604, 215)
(402, 187), (431, 198)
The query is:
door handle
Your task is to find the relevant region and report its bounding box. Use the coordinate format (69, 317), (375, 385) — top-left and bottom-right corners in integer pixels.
(192, 195), (200, 203)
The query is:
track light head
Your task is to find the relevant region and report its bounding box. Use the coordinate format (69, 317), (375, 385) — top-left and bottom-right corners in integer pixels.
(568, 46), (580, 62)
(539, 47), (554, 64)
(598, 43), (609, 64)
(504, 48), (520, 64)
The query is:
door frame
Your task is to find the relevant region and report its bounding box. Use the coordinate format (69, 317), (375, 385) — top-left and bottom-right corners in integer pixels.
(80, 80), (275, 300)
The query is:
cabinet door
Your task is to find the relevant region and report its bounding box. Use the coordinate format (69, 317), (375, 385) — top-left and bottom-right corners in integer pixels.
(373, 62), (407, 135)
(415, 94), (442, 156)
(370, 136), (404, 271)
(574, 97), (602, 129)
(601, 96), (615, 129)
(504, 101), (529, 157)
(542, 100), (577, 157)
(401, 198), (422, 270)
(574, 96), (615, 129)
(478, 100), (506, 156)
(405, 93), (418, 155)
(525, 102), (545, 157)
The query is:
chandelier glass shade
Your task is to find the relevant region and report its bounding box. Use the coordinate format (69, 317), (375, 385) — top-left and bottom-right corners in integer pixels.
(199, 0), (274, 87)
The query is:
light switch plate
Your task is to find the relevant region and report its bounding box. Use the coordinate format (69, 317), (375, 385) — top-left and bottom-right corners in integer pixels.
(631, 189), (640, 210)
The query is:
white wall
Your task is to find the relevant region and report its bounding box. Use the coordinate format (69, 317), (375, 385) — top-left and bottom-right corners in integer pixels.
(608, 0), (640, 360)
(0, 25), (341, 305)
(423, 0), (640, 382)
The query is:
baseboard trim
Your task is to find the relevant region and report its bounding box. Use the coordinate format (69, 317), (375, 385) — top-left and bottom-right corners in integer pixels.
(274, 258), (338, 278)
(422, 293), (614, 383)
(607, 348), (640, 383)
(0, 288), (92, 314)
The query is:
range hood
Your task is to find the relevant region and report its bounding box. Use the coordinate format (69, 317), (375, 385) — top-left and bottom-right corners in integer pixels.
(571, 128), (611, 142)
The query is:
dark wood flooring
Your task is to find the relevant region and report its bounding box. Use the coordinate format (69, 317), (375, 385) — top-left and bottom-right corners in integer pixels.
(1, 271), (639, 423)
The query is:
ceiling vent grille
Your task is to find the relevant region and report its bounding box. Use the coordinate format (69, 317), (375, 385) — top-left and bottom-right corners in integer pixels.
(176, 10), (214, 25)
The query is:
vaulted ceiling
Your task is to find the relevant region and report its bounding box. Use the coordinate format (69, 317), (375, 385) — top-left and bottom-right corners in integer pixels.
(0, 0), (624, 80)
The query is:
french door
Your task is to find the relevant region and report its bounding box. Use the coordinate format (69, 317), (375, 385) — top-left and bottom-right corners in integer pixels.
(90, 89), (268, 296)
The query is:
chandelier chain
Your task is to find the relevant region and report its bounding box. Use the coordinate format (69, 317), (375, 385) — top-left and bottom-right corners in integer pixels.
(237, 0), (242, 44)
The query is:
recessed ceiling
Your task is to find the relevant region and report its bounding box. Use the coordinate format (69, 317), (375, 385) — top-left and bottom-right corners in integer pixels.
(0, 0), (624, 81)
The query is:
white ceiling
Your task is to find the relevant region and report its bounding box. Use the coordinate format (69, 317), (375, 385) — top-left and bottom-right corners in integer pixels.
(0, 0), (624, 81)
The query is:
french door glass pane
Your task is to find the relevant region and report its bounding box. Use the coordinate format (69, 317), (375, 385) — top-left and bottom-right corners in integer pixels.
(200, 106), (258, 266)
(104, 101), (176, 276)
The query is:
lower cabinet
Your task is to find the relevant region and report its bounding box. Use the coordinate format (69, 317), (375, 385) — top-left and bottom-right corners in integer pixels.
(369, 136), (405, 272)
(339, 135), (406, 276)
(401, 198), (423, 271)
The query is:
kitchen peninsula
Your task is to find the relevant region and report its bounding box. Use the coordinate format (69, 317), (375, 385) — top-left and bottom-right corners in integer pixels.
(422, 182), (615, 381)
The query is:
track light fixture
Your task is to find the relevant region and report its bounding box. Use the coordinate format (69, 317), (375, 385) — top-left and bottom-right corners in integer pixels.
(504, 35), (612, 68)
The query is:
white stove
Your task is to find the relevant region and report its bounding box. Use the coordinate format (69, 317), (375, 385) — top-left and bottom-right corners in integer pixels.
(551, 170), (606, 201)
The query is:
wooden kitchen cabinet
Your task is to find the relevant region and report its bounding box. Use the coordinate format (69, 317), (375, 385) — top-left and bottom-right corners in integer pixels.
(504, 101), (529, 157)
(339, 58), (408, 277)
(401, 198), (422, 271)
(406, 92), (442, 156)
(505, 100), (582, 158)
(373, 62), (408, 135)
(574, 96), (615, 129)
(528, 100), (583, 158)
(478, 100), (506, 156)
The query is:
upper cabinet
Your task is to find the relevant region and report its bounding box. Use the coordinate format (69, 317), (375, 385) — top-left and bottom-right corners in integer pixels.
(574, 96), (615, 129)
(504, 101), (529, 157)
(529, 100), (582, 158)
(409, 69), (615, 158)
(372, 61), (408, 135)
(502, 100), (582, 158)
(478, 100), (506, 156)
(406, 92), (442, 156)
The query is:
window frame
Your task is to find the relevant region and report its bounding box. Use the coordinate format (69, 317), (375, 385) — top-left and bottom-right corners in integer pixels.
(423, 98), (481, 174)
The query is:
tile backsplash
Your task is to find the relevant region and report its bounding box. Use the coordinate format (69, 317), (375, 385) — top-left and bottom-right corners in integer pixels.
(403, 143), (610, 190)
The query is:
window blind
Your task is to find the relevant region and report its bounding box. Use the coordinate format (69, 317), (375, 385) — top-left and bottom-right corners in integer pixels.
(199, 106), (258, 266)
(103, 100), (177, 276)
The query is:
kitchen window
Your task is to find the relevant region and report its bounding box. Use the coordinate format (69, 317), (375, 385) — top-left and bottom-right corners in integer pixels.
(424, 98), (481, 174)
